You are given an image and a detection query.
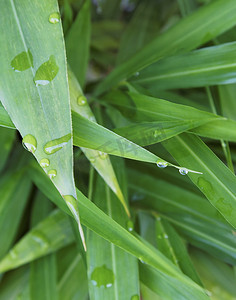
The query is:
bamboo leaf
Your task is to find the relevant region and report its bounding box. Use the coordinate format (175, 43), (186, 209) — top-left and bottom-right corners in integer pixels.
(131, 42), (236, 90)
(95, 0), (236, 95)
(0, 0), (85, 247)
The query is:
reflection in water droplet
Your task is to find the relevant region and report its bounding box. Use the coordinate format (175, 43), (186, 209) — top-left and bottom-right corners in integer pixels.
(32, 230), (49, 248)
(131, 295), (139, 300)
(34, 55), (59, 87)
(11, 49), (33, 72)
(157, 161), (168, 168)
(215, 198), (232, 216)
(22, 134), (37, 153)
(126, 220), (134, 232)
(98, 151), (108, 160)
(48, 169), (57, 179)
(40, 158), (50, 168)
(44, 133), (71, 154)
(77, 95), (87, 106)
(49, 12), (61, 24)
(179, 168), (188, 175)
(91, 265), (115, 288)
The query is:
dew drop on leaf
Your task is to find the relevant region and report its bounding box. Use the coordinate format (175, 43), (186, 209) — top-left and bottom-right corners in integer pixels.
(34, 55), (59, 87)
(126, 220), (134, 232)
(48, 12), (60, 24)
(98, 151), (108, 160)
(91, 265), (115, 288)
(156, 161), (168, 168)
(22, 134), (37, 153)
(32, 230), (49, 249)
(179, 168), (188, 175)
(48, 169), (57, 179)
(11, 49), (33, 72)
(77, 95), (87, 106)
(40, 158), (50, 168)
(44, 133), (71, 155)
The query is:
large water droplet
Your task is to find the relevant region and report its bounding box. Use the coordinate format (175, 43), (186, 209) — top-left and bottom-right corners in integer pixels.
(40, 158), (50, 168)
(48, 169), (57, 179)
(48, 12), (60, 24)
(22, 134), (37, 153)
(131, 295), (139, 300)
(11, 49), (33, 72)
(98, 151), (108, 160)
(126, 220), (134, 232)
(91, 265), (115, 288)
(77, 95), (87, 106)
(32, 230), (49, 249)
(179, 168), (188, 175)
(156, 160), (168, 168)
(44, 133), (71, 154)
(34, 55), (59, 87)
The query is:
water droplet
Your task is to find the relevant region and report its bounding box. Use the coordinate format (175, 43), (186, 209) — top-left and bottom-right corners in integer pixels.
(48, 169), (57, 179)
(131, 295), (139, 300)
(11, 49), (33, 72)
(91, 265), (114, 288)
(157, 161), (168, 168)
(179, 168), (188, 175)
(22, 134), (37, 153)
(153, 130), (159, 138)
(139, 257), (145, 263)
(90, 157), (96, 163)
(34, 55), (59, 87)
(215, 198), (232, 216)
(197, 177), (214, 197)
(126, 220), (134, 232)
(48, 12), (60, 24)
(98, 151), (108, 160)
(40, 158), (50, 168)
(32, 230), (49, 249)
(77, 95), (87, 106)
(134, 72), (139, 77)
(156, 216), (161, 221)
(44, 133), (71, 154)
(9, 249), (18, 259)
(164, 234), (168, 239)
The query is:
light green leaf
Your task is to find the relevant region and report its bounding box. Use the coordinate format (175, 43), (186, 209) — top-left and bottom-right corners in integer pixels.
(0, 0), (85, 246)
(95, 0), (236, 95)
(131, 42), (236, 90)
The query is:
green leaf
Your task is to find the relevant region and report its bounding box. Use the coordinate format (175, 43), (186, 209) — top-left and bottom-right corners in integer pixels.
(0, 209), (74, 273)
(131, 42), (236, 90)
(128, 169), (236, 264)
(163, 133), (236, 228)
(95, 0), (236, 95)
(0, 127), (15, 173)
(0, 0), (85, 246)
(66, 0), (91, 87)
(68, 68), (129, 216)
(86, 163), (139, 299)
(0, 169), (31, 260)
(30, 192), (58, 300)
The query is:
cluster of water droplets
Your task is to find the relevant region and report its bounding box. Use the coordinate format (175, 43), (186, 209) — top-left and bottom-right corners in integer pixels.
(156, 159), (202, 176)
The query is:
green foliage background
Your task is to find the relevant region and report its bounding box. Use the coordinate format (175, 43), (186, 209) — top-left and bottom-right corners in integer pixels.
(0, 0), (236, 299)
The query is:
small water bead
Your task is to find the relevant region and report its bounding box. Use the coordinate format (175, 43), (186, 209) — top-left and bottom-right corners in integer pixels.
(134, 72), (139, 77)
(179, 168), (188, 175)
(153, 130), (159, 138)
(48, 12), (60, 24)
(98, 151), (108, 160)
(48, 169), (57, 179)
(77, 95), (87, 106)
(34, 55), (59, 87)
(40, 158), (50, 168)
(91, 265), (115, 288)
(22, 134), (37, 153)
(11, 49), (33, 72)
(164, 234), (168, 239)
(126, 220), (134, 232)
(32, 230), (49, 249)
(44, 133), (71, 155)
(156, 161), (168, 168)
